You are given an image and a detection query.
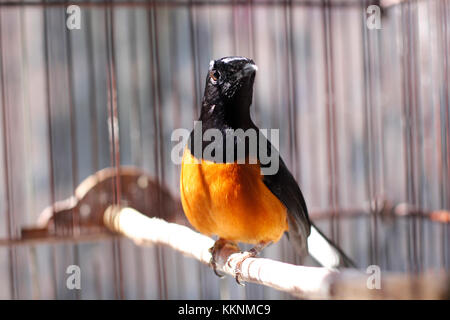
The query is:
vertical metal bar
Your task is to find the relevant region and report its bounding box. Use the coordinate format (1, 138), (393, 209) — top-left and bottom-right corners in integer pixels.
(305, 9), (320, 209)
(247, 0), (255, 64)
(409, 0), (421, 273)
(232, 0), (239, 54)
(129, 8), (143, 168)
(188, 0), (207, 299)
(377, 10), (385, 269)
(128, 7), (146, 299)
(188, 0), (200, 117)
(148, 1), (168, 299)
(398, 1), (421, 273)
(154, 2), (169, 300)
(321, 0), (339, 244)
(170, 8), (182, 187)
(86, 6), (99, 173)
(169, 6), (188, 298)
(438, 0), (450, 270)
(64, 0), (79, 234)
(411, 0), (424, 272)
(283, 0), (301, 268)
(43, 0), (58, 298)
(19, 5), (42, 298)
(330, 2), (340, 246)
(373, 4), (385, 270)
(153, 9), (165, 184)
(429, 0), (444, 270)
(284, 0), (296, 177)
(105, 1), (124, 299)
(63, 0), (81, 298)
(0, 9), (19, 300)
(341, 5), (353, 211)
(248, 0), (259, 120)
(440, 0), (450, 210)
(147, 4), (163, 300)
(371, 5), (381, 269)
(362, 0), (379, 267)
(105, 4), (121, 208)
(400, 2), (411, 272)
(402, 1), (419, 273)
(288, 0), (300, 182)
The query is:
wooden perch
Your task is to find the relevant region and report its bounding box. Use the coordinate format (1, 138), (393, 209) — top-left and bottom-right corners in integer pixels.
(103, 205), (450, 300)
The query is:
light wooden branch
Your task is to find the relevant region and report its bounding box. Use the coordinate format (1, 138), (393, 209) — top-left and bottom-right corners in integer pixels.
(103, 205), (449, 299)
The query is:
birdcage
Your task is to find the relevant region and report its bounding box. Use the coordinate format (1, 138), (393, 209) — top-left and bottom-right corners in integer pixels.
(0, 0), (448, 299)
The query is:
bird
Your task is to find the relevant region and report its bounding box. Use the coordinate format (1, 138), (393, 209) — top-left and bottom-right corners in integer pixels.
(180, 56), (354, 283)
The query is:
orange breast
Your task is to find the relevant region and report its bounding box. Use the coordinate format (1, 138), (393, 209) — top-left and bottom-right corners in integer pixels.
(180, 147), (288, 244)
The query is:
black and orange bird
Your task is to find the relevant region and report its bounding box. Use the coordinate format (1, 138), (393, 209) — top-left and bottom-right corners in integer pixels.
(180, 56), (354, 281)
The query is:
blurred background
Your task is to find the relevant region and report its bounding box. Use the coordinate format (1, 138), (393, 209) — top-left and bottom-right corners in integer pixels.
(0, 0), (449, 299)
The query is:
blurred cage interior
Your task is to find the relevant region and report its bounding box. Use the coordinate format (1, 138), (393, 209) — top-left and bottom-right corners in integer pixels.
(0, 0), (449, 299)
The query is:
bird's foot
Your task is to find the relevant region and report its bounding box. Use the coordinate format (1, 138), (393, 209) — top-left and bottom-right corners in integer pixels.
(230, 241), (272, 286)
(209, 238), (239, 278)
(231, 250), (257, 286)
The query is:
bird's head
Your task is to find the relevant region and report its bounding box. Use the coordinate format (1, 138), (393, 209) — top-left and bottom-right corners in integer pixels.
(200, 56), (257, 126)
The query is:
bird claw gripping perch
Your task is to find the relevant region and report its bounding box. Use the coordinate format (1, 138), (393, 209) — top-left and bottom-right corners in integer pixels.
(230, 241), (272, 286)
(208, 245), (225, 278)
(230, 251), (256, 286)
(209, 238), (242, 279)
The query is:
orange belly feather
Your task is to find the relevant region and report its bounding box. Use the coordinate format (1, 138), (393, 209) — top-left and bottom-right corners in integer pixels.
(180, 147), (288, 244)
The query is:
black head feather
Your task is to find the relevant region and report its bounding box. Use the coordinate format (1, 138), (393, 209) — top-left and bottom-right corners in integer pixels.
(200, 56), (257, 130)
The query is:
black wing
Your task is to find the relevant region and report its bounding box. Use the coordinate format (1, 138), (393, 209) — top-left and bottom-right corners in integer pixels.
(258, 135), (311, 255)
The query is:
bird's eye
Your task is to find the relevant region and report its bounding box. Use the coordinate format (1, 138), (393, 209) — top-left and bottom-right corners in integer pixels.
(209, 70), (220, 84)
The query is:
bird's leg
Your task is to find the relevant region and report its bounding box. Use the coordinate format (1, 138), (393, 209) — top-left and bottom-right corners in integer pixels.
(209, 238), (240, 278)
(232, 241), (272, 286)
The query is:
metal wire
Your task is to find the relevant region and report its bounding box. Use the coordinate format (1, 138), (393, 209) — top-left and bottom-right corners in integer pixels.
(0, 0), (448, 299)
